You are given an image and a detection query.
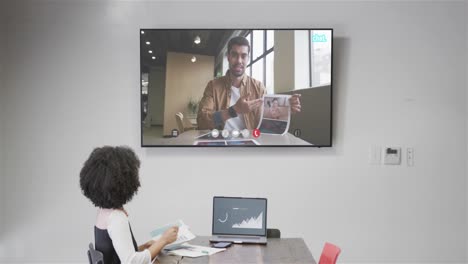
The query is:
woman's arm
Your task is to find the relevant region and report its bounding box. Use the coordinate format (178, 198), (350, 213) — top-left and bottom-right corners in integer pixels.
(146, 227), (179, 260)
(108, 211), (178, 263)
(138, 241), (153, 251)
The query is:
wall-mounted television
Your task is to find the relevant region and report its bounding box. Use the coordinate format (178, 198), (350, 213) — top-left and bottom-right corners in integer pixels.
(140, 28), (332, 147)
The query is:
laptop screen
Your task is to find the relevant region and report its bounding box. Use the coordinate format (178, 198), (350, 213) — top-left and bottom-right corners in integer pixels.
(212, 197), (267, 236)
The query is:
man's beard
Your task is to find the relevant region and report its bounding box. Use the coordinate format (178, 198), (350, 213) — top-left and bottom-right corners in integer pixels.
(230, 64), (245, 77)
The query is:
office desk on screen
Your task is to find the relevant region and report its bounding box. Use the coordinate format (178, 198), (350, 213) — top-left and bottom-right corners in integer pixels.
(161, 130), (311, 146)
(156, 236), (316, 264)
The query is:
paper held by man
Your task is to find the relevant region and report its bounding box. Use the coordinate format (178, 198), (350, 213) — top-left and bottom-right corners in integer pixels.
(257, 94), (291, 136)
(191, 94), (294, 146)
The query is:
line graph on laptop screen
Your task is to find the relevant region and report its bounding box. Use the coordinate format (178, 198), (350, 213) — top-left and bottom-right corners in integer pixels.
(213, 197), (266, 236)
(232, 211), (263, 229)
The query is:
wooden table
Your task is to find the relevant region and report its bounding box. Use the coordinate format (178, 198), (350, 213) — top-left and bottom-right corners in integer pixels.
(156, 236), (316, 264)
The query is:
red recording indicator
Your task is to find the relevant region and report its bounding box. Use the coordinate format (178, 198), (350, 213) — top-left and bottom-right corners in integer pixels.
(252, 129), (261, 138)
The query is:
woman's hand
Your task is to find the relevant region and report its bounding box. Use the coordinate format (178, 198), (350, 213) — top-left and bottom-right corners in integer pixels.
(146, 226), (180, 259)
(161, 226), (179, 245)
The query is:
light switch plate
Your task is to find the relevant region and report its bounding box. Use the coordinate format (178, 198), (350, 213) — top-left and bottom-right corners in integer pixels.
(383, 147), (401, 165)
(407, 147), (414, 166)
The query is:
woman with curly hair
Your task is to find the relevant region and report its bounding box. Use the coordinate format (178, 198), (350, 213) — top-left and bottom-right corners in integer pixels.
(80, 146), (178, 264)
(268, 98), (281, 120)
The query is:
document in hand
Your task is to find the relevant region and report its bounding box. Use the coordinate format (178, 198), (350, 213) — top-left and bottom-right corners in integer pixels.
(150, 220), (196, 250)
(258, 94), (291, 135)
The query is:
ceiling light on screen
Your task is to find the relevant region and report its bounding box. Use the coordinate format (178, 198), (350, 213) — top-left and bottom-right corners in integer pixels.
(194, 36), (201, 45)
(152, 56), (156, 60)
(146, 41), (151, 45)
(148, 50), (153, 54)
(141, 30), (144, 34)
(191, 56), (197, 63)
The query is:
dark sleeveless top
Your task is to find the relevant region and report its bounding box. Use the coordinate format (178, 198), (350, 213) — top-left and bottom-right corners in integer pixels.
(94, 224), (138, 264)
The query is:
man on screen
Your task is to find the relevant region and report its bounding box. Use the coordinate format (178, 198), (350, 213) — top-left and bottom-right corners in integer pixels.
(197, 36), (301, 131)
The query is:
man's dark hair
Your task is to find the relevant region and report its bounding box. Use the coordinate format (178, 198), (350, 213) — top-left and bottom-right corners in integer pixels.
(227, 36), (250, 54)
(80, 146), (141, 209)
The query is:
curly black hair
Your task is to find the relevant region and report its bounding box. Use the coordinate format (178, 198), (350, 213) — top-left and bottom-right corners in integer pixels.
(80, 146), (141, 209)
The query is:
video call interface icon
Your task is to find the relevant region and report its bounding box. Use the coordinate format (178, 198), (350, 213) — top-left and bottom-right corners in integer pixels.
(211, 129), (257, 139)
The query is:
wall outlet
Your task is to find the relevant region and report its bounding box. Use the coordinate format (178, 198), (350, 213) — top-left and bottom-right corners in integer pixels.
(383, 147), (401, 165)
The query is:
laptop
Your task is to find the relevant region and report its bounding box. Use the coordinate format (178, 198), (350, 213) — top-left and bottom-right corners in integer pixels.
(210, 196), (267, 244)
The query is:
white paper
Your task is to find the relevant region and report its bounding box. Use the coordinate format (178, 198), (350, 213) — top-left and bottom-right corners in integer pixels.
(167, 243), (226, 258)
(257, 94), (291, 135)
(150, 220), (196, 250)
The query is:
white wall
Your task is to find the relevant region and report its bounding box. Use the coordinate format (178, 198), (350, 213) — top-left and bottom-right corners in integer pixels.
(0, 0), (8, 254)
(466, 0), (468, 260)
(294, 30), (310, 90)
(274, 30), (295, 93)
(0, 0), (5, 248)
(163, 52), (214, 135)
(148, 66), (165, 126)
(0, 1), (466, 263)
(275, 30), (311, 91)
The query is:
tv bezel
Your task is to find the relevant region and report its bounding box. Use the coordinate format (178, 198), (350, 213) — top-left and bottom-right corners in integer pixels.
(140, 28), (333, 148)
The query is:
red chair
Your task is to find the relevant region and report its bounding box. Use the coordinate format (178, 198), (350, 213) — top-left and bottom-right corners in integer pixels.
(318, 242), (341, 264)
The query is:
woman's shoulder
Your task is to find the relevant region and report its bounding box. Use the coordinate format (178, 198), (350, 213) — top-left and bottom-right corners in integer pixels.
(106, 209), (131, 234)
(109, 209), (129, 221)
(96, 208), (114, 229)
(106, 209), (133, 241)
(97, 208), (129, 228)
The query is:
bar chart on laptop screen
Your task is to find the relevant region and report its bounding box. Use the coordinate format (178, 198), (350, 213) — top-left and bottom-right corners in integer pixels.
(213, 198), (266, 236)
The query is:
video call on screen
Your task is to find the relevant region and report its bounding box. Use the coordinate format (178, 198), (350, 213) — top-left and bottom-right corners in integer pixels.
(140, 29), (332, 147)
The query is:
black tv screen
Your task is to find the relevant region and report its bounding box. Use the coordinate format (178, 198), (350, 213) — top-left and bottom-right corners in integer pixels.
(140, 29), (332, 147)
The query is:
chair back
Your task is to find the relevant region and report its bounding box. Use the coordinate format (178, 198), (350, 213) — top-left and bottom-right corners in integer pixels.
(266, 228), (281, 238)
(175, 112), (185, 132)
(318, 242), (341, 264)
(87, 243), (104, 264)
